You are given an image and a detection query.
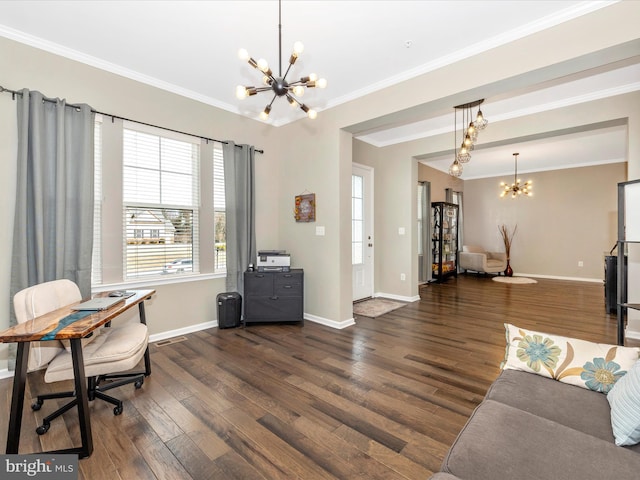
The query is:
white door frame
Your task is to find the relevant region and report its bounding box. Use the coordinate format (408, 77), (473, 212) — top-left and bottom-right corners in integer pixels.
(352, 162), (374, 301)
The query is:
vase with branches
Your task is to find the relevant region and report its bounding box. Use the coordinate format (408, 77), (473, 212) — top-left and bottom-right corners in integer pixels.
(499, 224), (517, 277)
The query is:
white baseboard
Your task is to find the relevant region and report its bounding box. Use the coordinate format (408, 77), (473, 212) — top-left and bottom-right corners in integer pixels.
(514, 273), (602, 283)
(626, 328), (640, 341)
(304, 313), (356, 329)
(152, 313), (359, 333)
(374, 292), (421, 303)
(0, 301), (632, 380)
(149, 320), (217, 343)
(0, 315), (352, 380)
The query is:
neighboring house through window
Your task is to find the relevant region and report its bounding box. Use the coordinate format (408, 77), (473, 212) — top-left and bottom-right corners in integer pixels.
(91, 118), (226, 285)
(123, 126), (200, 279)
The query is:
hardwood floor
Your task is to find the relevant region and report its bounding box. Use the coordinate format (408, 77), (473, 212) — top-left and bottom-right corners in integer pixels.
(1, 275), (635, 479)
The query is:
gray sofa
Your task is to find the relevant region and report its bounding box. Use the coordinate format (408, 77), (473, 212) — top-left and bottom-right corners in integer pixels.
(430, 369), (640, 480)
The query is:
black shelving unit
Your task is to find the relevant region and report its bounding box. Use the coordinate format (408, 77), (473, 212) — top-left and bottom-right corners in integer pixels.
(616, 179), (640, 345)
(431, 202), (459, 283)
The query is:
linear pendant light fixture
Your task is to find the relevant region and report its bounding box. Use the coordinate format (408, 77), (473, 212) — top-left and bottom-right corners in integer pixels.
(448, 99), (488, 177)
(500, 153), (533, 198)
(235, 0), (327, 121)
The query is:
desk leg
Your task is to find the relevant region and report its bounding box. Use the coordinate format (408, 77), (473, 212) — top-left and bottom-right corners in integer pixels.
(138, 301), (152, 376)
(6, 342), (30, 454)
(70, 338), (93, 458)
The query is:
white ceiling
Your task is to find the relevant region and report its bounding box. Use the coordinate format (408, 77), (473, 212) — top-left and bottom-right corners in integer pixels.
(0, 1), (636, 179)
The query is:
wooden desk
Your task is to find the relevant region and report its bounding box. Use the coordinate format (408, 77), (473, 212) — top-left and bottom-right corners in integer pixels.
(0, 289), (155, 458)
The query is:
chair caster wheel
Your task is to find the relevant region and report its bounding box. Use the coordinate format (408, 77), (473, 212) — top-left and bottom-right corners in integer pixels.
(36, 423), (50, 435)
(31, 400), (43, 411)
(113, 405), (123, 416)
(134, 379), (143, 389)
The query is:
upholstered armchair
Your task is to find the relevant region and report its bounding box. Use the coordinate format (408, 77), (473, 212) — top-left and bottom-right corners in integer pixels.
(459, 245), (508, 275)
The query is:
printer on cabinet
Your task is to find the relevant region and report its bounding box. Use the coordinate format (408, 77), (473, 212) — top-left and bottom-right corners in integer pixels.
(257, 250), (291, 272)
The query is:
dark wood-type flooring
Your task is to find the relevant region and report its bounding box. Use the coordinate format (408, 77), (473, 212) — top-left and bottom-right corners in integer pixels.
(1, 275), (636, 479)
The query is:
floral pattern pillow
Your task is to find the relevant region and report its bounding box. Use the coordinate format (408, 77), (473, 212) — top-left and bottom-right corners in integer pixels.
(502, 323), (640, 393)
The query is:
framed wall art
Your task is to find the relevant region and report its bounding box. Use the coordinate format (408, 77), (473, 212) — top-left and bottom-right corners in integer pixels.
(294, 193), (316, 222)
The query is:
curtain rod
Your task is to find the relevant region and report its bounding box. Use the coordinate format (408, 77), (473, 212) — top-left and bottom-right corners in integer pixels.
(0, 85), (264, 154)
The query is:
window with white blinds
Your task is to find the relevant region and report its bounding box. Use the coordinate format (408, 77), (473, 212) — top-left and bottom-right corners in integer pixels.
(91, 116), (103, 285)
(122, 125), (200, 279)
(213, 146), (226, 273)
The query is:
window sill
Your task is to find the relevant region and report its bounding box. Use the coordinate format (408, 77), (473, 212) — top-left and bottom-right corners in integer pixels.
(93, 272), (226, 293)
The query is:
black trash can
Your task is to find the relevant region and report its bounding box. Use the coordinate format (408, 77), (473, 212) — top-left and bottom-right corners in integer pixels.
(217, 292), (242, 329)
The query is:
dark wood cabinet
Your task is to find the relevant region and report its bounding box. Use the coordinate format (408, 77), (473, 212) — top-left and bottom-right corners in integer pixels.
(244, 269), (304, 325)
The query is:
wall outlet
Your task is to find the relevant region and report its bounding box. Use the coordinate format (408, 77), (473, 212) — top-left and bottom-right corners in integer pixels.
(578, 261), (584, 267)
(400, 273), (406, 281)
(398, 227), (405, 235)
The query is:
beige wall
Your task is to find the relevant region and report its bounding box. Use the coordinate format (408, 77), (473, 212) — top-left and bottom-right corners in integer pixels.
(1, 1), (640, 369)
(352, 140), (417, 300)
(352, 86), (639, 296)
(0, 91), (18, 371)
(0, 36), (284, 368)
(463, 163), (626, 280)
(418, 163), (464, 202)
(277, 1), (640, 327)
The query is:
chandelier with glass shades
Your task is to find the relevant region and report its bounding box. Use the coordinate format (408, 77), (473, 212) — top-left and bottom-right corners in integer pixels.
(500, 153), (533, 198)
(235, 0), (327, 121)
(448, 99), (489, 177)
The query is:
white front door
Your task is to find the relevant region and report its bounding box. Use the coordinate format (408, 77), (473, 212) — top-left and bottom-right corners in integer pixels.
(352, 163), (374, 301)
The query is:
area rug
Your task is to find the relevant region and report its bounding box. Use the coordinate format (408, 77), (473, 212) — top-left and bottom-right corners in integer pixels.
(353, 298), (406, 318)
(492, 276), (538, 284)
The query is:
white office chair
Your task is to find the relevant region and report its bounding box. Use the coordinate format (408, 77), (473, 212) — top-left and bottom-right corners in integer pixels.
(13, 279), (149, 435)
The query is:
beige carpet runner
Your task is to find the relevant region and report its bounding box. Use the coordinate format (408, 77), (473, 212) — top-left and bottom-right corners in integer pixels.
(353, 298), (406, 318)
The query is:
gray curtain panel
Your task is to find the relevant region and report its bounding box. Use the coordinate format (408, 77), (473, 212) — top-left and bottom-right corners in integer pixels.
(10, 89), (95, 329)
(222, 141), (256, 303)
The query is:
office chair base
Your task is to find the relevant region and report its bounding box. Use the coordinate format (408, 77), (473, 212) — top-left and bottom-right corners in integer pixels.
(94, 372), (145, 414)
(32, 390), (75, 411)
(35, 397), (78, 435)
(33, 372), (144, 435)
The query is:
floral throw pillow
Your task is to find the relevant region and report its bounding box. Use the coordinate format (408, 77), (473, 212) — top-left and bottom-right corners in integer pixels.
(502, 323), (640, 393)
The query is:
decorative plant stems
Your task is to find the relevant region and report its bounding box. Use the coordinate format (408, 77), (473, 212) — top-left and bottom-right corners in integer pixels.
(499, 224), (517, 260)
